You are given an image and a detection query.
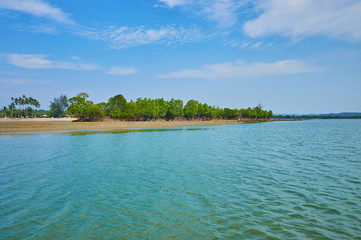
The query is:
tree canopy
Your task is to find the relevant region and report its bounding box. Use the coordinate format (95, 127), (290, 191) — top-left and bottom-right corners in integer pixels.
(2, 92), (274, 122)
(66, 92), (273, 122)
(67, 93), (104, 121)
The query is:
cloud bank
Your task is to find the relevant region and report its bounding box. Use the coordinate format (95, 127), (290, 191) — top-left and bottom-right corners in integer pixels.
(244, 0), (361, 42)
(158, 0), (187, 8)
(157, 0), (245, 28)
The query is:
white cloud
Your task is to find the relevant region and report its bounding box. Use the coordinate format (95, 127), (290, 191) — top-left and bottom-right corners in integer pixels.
(158, 59), (316, 80)
(6, 54), (100, 70)
(244, 0), (361, 42)
(156, 0), (246, 28)
(107, 66), (138, 75)
(0, 0), (73, 24)
(201, 0), (242, 28)
(91, 25), (203, 49)
(158, 0), (187, 7)
(250, 41), (263, 49)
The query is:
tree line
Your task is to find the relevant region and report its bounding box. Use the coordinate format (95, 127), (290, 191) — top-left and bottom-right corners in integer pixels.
(274, 114), (361, 119)
(67, 92), (273, 122)
(1, 95), (40, 118)
(1, 95), (67, 118)
(1, 93), (273, 121)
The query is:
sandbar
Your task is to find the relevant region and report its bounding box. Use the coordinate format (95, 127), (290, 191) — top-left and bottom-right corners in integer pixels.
(0, 119), (243, 133)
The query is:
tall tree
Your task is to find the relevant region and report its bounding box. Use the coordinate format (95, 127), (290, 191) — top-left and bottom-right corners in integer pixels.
(122, 100), (138, 120)
(155, 98), (169, 119)
(184, 100), (199, 119)
(8, 103), (15, 118)
(50, 95), (68, 117)
(107, 94), (127, 118)
(166, 98), (184, 119)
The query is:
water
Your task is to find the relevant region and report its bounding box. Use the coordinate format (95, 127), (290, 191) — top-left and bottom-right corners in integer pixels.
(1, 120), (361, 239)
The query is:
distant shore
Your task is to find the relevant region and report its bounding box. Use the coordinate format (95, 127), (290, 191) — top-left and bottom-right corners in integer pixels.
(0, 119), (247, 133)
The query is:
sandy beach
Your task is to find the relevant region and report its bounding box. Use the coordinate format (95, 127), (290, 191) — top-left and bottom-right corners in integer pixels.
(0, 119), (243, 133)
(0, 117), (77, 122)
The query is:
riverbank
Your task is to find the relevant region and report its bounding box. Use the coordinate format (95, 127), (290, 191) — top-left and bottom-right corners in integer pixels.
(0, 120), (246, 133)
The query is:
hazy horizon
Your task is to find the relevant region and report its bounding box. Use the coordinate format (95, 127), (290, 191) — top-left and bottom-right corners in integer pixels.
(1, 0), (361, 114)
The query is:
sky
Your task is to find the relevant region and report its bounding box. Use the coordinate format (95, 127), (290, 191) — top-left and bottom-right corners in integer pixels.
(0, 0), (361, 114)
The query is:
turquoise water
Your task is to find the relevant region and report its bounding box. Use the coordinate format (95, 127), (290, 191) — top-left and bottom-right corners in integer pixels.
(1, 120), (361, 239)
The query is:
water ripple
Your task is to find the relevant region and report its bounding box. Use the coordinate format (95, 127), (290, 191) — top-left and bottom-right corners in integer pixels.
(1, 120), (361, 239)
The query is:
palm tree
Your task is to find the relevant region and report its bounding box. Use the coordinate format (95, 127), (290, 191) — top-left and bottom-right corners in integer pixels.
(10, 95), (40, 118)
(8, 103), (15, 118)
(28, 97), (40, 117)
(10, 97), (18, 118)
(22, 95), (27, 117)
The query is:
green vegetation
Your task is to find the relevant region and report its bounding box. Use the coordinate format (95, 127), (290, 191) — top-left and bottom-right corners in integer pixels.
(1, 92), (274, 122)
(67, 93), (104, 121)
(1, 95), (41, 118)
(50, 95), (68, 117)
(65, 93), (273, 122)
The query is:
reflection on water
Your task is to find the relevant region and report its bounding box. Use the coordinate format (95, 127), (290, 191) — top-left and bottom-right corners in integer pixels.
(69, 127), (209, 136)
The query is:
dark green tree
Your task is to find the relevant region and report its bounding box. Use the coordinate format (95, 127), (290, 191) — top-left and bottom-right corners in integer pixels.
(155, 98), (169, 119)
(166, 98), (184, 119)
(136, 98), (159, 120)
(50, 95), (68, 117)
(184, 100), (199, 119)
(107, 94), (127, 118)
(123, 100), (138, 120)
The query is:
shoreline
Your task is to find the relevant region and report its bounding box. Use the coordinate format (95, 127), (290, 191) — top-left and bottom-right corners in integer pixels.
(0, 120), (246, 133)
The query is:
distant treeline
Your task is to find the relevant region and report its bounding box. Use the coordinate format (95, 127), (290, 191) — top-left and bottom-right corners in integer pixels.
(1, 95), (68, 118)
(274, 114), (361, 119)
(1, 95), (41, 118)
(2, 93), (273, 122)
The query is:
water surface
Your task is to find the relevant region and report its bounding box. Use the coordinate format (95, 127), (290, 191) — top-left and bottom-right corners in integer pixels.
(1, 120), (361, 239)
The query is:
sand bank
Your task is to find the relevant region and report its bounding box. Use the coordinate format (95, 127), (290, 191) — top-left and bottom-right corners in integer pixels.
(0, 120), (243, 133)
(0, 117), (77, 122)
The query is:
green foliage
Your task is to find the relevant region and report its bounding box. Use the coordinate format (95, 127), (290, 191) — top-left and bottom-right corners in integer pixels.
(107, 94), (127, 118)
(136, 98), (159, 120)
(3, 92), (275, 122)
(156, 98), (169, 118)
(123, 100), (138, 119)
(166, 98), (184, 119)
(9, 95), (40, 118)
(68, 93), (104, 121)
(96, 102), (107, 111)
(184, 100), (199, 119)
(223, 108), (238, 119)
(50, 95), (68, 117)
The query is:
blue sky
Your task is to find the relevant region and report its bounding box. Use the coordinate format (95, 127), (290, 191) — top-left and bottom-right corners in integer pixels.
(0, 0), (360, 114)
